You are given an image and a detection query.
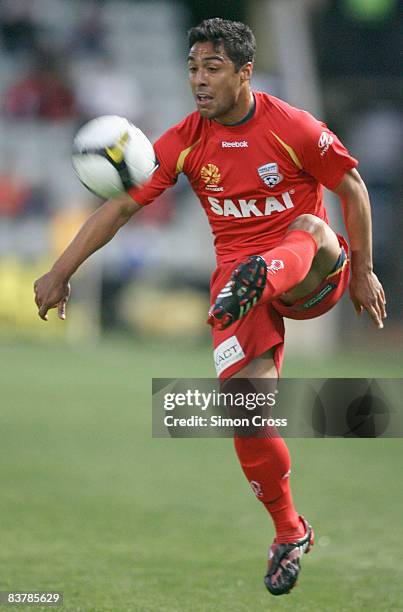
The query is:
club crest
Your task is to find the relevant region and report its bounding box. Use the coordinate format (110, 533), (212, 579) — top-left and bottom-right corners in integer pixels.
(257, 162), (283, 188)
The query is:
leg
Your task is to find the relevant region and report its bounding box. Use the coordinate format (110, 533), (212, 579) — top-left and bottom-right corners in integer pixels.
(229, 349), (314, 596)
(208, 214), (341, 330)
(278, 214), (341, 304)
(230, 348), (303, 542)
(230, 347), (278, 379)
(210, 267), (313, 595)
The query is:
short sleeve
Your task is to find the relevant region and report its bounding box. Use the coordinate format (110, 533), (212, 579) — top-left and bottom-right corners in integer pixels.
(128, 131), (178, 206)
(296, 111), (358, 191)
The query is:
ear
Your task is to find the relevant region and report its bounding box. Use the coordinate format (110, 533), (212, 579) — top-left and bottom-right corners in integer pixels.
(240, 62), (253, 84)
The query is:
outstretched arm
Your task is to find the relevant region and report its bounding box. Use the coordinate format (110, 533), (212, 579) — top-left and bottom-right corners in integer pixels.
(34, 193), (141, 321)
(334, 168), (386, 329)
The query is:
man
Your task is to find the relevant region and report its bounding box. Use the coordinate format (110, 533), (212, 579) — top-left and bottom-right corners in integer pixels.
(34, 18), (386, 596)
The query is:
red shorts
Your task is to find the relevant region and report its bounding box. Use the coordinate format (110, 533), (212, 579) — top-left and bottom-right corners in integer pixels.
(211, 234), (350, 379)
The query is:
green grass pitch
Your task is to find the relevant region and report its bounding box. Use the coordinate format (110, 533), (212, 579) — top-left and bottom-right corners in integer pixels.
(0, 339), (402, 611)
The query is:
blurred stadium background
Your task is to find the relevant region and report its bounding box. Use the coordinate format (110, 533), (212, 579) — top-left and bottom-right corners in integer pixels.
(0, 1), (402, 611)
(0, 0), (402, 351)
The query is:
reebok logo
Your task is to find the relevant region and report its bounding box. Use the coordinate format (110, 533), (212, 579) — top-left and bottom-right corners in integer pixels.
(221, 140), (248, 148)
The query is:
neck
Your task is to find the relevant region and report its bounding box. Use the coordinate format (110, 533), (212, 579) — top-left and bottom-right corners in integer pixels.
(215, 89), (254, 126)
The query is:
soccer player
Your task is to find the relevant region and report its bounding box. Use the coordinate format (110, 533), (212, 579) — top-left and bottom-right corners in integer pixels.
(34, 18), (386, 596)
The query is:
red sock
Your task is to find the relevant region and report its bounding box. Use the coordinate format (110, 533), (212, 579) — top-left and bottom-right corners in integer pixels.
(234, 434), (305, 543)
(261, 229), (318, 301)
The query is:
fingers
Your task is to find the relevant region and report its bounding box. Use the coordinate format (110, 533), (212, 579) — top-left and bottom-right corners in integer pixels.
(368, 286), (387, 329)
(38, 303), (49, 321)
(37, 300), (66, 321)
(351, 295), (386, 329)
(378, 291), (387, 320)
(34, 276), (70, 322)
(37, 299), (68, 321)
(58, 299), (67, 320)
(350, 276), (387, 329)
(365, 296), (386, 330)
(34, 285), (46, 320)
(367, 305), (382, 329)
(34, 282), (48, 321)
(352, 298), (363, 316)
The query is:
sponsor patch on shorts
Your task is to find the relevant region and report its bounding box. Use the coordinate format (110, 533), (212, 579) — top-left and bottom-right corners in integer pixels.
(214, 335), (245, 376)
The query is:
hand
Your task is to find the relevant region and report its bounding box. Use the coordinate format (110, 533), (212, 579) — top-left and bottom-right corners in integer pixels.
(349, 271), (386, 329)
(34, 271), (71, 321)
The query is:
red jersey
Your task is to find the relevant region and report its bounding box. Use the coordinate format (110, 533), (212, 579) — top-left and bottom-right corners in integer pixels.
(129, 91), (357, 264)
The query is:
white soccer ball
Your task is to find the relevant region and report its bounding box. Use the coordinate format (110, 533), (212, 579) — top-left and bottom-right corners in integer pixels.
(72, 115), (157, 199)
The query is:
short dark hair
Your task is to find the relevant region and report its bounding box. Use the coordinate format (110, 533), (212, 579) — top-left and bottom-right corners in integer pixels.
(188, 18), (256, 71)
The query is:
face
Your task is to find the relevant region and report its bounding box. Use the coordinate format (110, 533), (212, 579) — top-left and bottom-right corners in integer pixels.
(187, 41), (252, 124)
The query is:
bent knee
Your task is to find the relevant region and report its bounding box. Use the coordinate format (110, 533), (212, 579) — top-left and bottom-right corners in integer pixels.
(288, 214), (332, 250)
